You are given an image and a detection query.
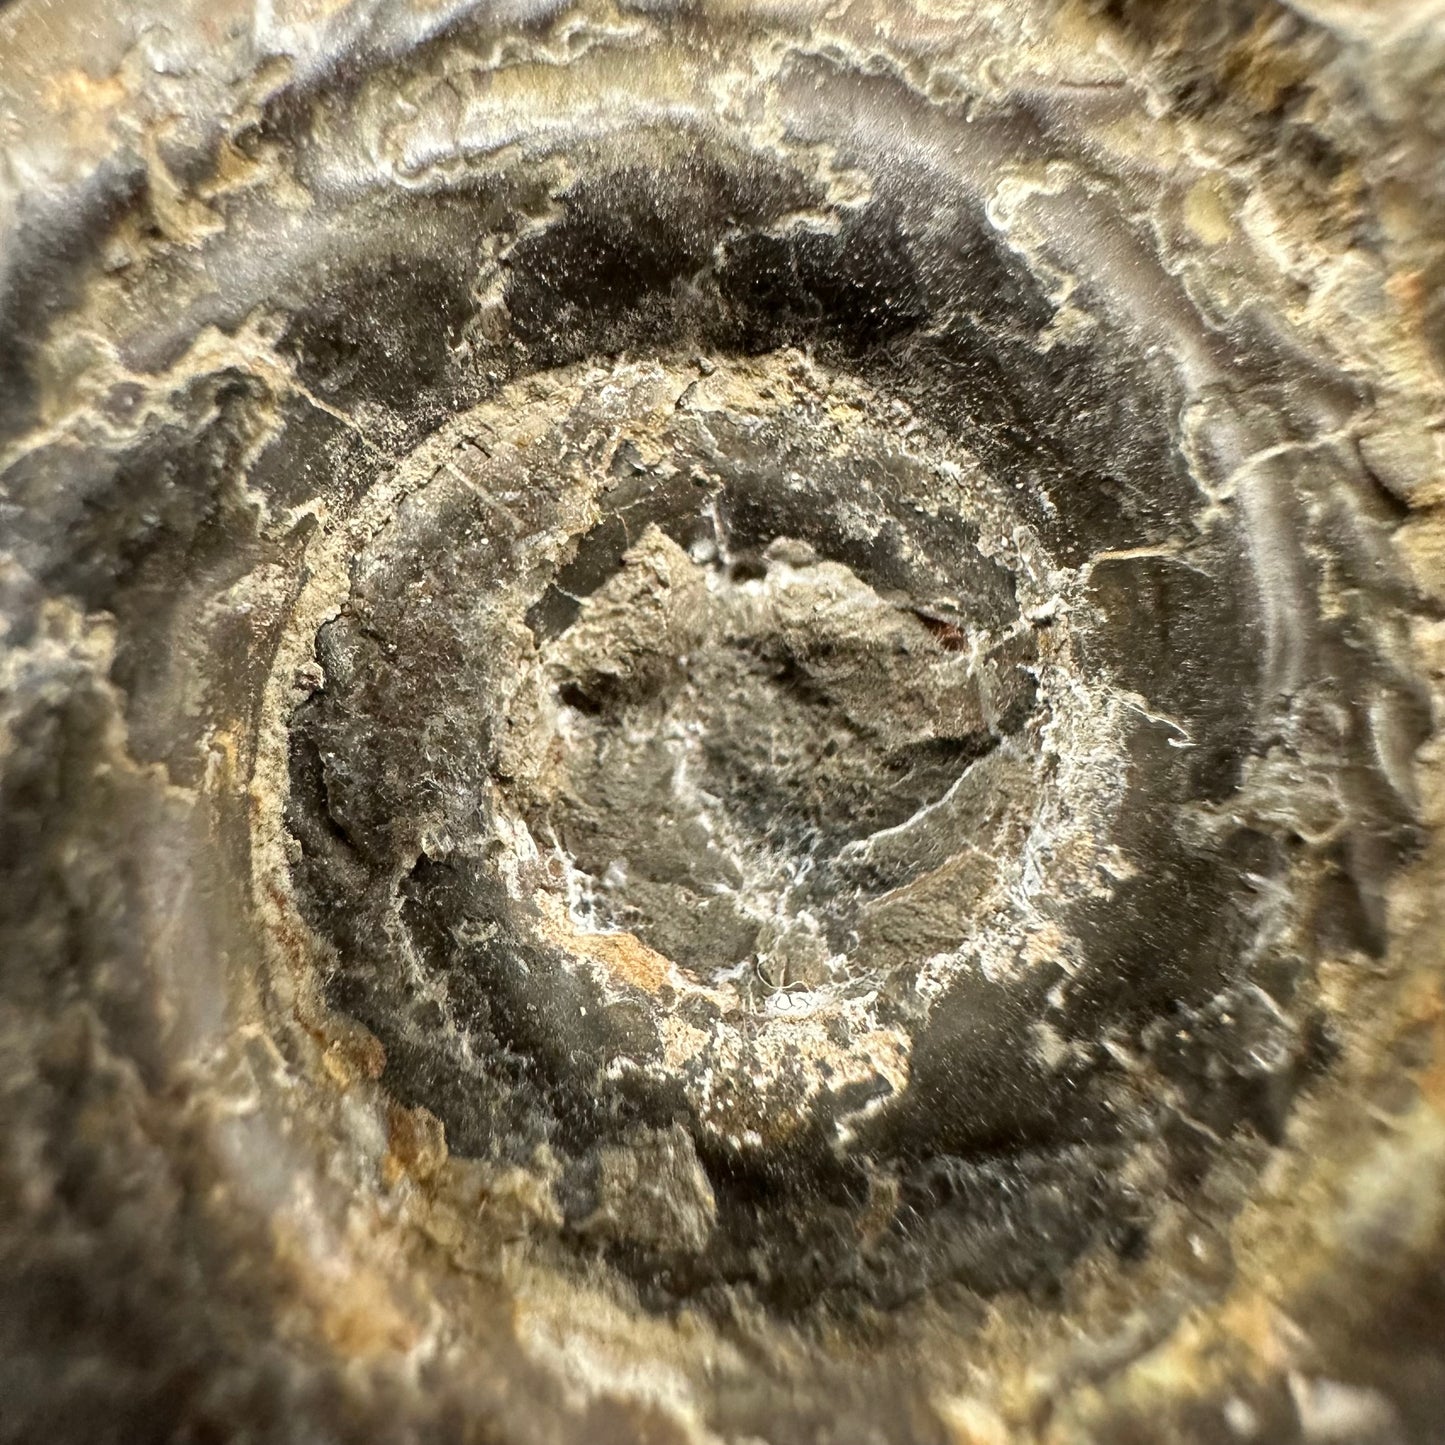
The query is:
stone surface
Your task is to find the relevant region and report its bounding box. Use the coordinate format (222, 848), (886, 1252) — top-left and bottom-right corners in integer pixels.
(2, 1), (1445, 1442)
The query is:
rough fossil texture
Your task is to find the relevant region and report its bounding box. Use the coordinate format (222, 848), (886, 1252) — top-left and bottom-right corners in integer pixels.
(3, 1), (1445, 1441)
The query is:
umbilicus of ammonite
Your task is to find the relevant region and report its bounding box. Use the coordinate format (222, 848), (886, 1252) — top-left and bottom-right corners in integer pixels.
(2, 1), (1444, 1442)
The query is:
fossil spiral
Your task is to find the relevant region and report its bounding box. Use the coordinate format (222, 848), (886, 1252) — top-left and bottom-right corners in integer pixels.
(3, 1), (1445, 1441)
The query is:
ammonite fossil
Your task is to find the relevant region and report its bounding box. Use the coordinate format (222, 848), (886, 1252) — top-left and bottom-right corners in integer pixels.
(3, 1), (1445, 1441)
